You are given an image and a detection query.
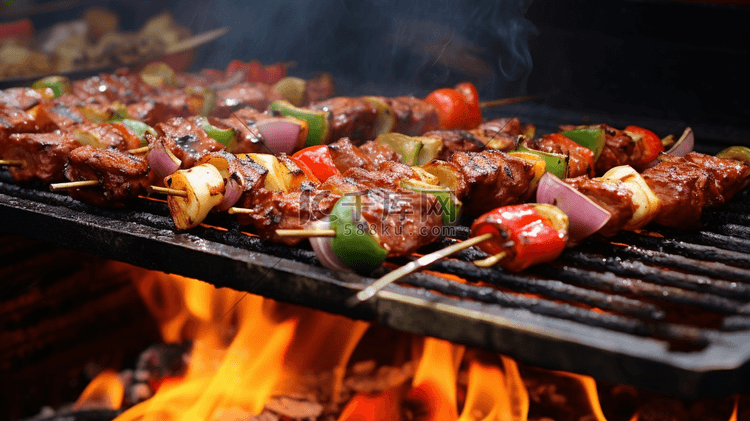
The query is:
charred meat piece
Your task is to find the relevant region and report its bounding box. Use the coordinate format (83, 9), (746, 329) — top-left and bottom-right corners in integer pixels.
(566, 175), (636, 236)
(29, 102), (85, 131)
(153, 117), (225, 168)
(378, 96), (439, 136)
(63, 145), (151, 208)
(1, 88), (48, 110)
(303, 73), (336, 105)
(72, 72), (156, 105)
(1, 107), (38, 143)
(683, 152), (750, 207)
(71, 122), (142, 151)
(328, 137), (378, 173)
(358, 140), (401, 169)
(214, 82), (283, 117)
(243, 188), (341, 245)
(523, 134), (595, 178)
(641, 156), (712, 228)
(449, 150), (537, 216)
(309, 97), (378, 144)
(340, 165), (413, 191)
(319, 174), (366, 196)
(0, 132), (81, 183)
(357, 188), (443, 256)
(127, 100), (187, 127)
(475, 117), (533, 150)
(423, 129), (486, 161)
(220, 108), (271, 154)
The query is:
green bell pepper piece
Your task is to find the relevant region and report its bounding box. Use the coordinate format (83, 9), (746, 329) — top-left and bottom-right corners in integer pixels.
(32, 76), (71, 98)
(514, 144), (569, 179)
(717, 146), (750, 165)
(120, 119), (158, 146)
(196, 117), (238, 151)
(329, 195), (389, 273)
(560, 126), (606, 161)
(401, 179), (462, 226)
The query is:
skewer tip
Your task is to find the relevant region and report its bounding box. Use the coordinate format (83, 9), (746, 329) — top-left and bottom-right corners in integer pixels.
(148, 185), (187, 197)
(275, 229), (337, 238)
(0, 159), (26, 167)
(49, 179), (100, 191)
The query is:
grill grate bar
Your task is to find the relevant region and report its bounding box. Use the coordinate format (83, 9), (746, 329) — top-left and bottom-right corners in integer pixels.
(656, 229), (750, 255)
(423, 259), (665, 320)
(587, 242), (750, 283)
(402, 271), (711, 345)
(532, 265), (747, 315)
(558, 249), (750, 299)
(613, 231), (750, 269)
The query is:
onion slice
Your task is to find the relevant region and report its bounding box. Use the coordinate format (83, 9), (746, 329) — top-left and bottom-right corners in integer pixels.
(148, 139), (182, 180)
(308, 218), (350, 272)
(256, 119), (303, 154)
(536, 172), (611, 243)
(215, 172), (244, 211)
(644, 127), (694, 168)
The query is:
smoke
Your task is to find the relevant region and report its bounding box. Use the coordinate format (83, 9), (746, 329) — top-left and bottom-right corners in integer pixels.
(172, 0), (537, 98)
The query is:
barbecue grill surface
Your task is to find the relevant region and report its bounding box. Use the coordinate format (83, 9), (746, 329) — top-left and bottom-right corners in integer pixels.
(3, 104), (750, 399)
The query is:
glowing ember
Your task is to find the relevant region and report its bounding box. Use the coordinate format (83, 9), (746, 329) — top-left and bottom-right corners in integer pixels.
(551, 371), (608, 421)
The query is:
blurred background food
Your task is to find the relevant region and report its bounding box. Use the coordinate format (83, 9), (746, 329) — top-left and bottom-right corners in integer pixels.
(0, 7), (193, 78)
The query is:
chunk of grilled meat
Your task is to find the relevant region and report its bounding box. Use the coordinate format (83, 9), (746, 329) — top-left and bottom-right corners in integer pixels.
(683, 152), (750, 207)
(559, 124), (646, 176)
(153, 117), (225, 168)
(449, 150), (537, 216)
(357, 188), (443, 256)
(214, 82), (283, 118)
(309, 97), (378, 144)
(0, 132), (81, 183)
(523, 134), (595, 178)
(243, 187), (341, 245)
(376, 96), (439, 136)
(1, 107), (39, 143)
(1, 87), (48, 111)
(72, 122), (143, 151)
(127, 100), (189, 127)
(424, 130), (487, 161)
(566, 175), (637, 236)
(220, 108), (272, 154)
(63, 145), (151, 207)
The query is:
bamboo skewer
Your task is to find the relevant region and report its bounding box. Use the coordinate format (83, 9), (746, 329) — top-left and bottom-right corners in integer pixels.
(0, 159), (25, 167)
(347, 233), (496, 306)
(128, 146), (150, 154)
(227, 207), (254, 215)
(275, 229), (337, 238)
(50, 180), (99, 191)
(473, 251), (508, 268)
(480, 93), (545, 109)
(148, 186), (187, 197)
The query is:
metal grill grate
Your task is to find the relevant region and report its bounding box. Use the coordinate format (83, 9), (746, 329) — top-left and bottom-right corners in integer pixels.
(3, 166), (750, 399)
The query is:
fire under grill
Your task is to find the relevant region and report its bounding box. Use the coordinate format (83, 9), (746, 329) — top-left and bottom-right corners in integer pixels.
(3, 106), (750, 401)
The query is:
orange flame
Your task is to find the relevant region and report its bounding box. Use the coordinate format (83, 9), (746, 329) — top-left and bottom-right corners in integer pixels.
(729, 394), (739, 421)
(73, 369), (124, 411)
(103, 267), (369, 421)
(552, 371), (608, 421)
(337, 387), (403, 421)
(457, 354), (529, 421)
(409, 337), (465, 421)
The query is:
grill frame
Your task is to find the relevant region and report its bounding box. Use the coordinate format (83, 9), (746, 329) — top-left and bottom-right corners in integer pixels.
(3, 171), (750, 399)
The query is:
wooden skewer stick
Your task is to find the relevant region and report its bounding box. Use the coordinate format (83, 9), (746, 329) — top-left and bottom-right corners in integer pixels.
(128, 146), (150, 154)
(347, 233), (495, 306)
(275, 229), (337, 238)
(148, 186), (187, 197)
(0, 159), (25, 167)
(480, 93), (545, 109)
(227, 207), (254, 215)
(473, 251), (508, 268)
(50, 180), (99, 191)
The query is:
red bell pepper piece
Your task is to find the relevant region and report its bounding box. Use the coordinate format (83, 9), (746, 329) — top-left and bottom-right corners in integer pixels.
(292, 145), (339, 182)
(454, 82), (483, 129)
(470, 204), (568, 272)
(624, 125), (664, 166)
(263, 63), (287, 85)
(425, 88), (470, 130)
